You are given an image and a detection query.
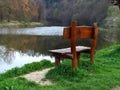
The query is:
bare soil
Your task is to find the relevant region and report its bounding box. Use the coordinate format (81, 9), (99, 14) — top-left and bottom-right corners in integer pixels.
(112, 86), (120, 90)
(22, 68), (53, 86)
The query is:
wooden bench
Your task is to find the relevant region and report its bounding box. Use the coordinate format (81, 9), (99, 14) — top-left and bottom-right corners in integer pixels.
(49, 21), (98, 69)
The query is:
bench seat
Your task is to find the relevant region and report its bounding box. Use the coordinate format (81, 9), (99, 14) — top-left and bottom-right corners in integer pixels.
(49, 46), (90, 54)
(49, 46), (91, 59)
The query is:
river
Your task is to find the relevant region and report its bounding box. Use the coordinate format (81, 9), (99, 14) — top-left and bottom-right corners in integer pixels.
(0, 26), (64, 73)
(0, 26), (119, 73)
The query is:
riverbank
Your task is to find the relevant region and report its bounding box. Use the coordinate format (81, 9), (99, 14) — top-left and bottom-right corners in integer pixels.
(0, 21), (44, 28)
(0, 44), (120, 90)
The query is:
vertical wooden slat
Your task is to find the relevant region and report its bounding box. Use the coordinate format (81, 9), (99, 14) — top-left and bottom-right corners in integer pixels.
(55, 56), (60, 65)
(63, 27), (71, 39)
(71, 21), (78, 69)
(90, 23), (98, 62)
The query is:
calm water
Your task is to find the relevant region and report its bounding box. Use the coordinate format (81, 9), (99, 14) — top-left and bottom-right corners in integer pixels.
(0, 26), (120, 73)
(0, 26), (64, 73)
(0, 26), (64, 35)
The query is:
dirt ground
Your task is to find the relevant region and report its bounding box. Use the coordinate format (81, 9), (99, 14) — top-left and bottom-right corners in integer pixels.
(112, 86), (120, 90)
(22, 68), (53, 86)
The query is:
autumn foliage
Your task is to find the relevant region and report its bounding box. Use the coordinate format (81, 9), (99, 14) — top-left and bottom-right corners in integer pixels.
(0, 0), (111, 25)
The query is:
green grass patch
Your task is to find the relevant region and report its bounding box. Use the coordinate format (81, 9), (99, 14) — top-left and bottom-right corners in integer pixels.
(45, 44), (120, 90)
(0, 60), (53, 81)
(0, 44), (120, 90)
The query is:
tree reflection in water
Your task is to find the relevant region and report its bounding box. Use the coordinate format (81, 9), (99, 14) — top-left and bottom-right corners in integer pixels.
(0, 28), (120, 65)
(0, 35), (64, 64)
(0, 46), (15, 64)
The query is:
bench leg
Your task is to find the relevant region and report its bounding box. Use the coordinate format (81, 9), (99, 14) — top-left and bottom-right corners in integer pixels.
(55, 56), (60, 65)
(77, 53), (80, 63)
(72, 54), (78, 69)
(90, 54), (94, 63)
(90, 51), (95, 63)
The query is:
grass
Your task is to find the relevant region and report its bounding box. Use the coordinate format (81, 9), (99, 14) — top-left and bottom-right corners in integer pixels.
(0, 20), (44, 28)
(0, 60), (53, 81)
(0, 44), (120, 90)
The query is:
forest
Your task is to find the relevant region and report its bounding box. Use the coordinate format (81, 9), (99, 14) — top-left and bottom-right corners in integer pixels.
(0, 0), (111, 25)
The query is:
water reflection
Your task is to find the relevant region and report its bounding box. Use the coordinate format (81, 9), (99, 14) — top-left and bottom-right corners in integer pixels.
(0, 26), (120, 73)
(0, 34), (116, 64)
(0, 46), (15, 64)
(0, 35), (64, 56)
(0, 35), (58, 73)
(0, 49), (54, 73)
(0, 35), (53, 65)
(0, 35), (93, 65)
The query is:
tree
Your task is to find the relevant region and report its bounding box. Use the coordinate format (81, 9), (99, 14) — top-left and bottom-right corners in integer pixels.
(0, 0), (39, 22)
(0, 1), (3, 22)
(35, 0), (46, 22)
(45, 0), (110, 25)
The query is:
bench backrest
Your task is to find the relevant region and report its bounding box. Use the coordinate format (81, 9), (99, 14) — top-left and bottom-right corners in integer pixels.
(63, 21), (98, 54)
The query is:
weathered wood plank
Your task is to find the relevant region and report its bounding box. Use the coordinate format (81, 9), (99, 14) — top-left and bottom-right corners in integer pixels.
(64, 26), (94, 39)
(49, 46), (91, 54)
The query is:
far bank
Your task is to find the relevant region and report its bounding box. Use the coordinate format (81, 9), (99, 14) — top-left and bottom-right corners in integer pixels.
(0, 21), (44, 28)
